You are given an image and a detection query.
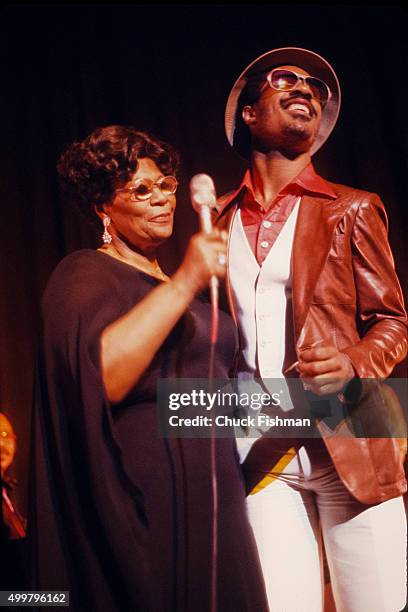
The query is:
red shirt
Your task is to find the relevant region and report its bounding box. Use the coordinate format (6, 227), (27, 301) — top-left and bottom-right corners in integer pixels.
(235, 164), (336, 264)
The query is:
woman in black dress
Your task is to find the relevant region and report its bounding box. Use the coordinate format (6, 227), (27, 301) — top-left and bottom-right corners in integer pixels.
(30, 125), (267, 611)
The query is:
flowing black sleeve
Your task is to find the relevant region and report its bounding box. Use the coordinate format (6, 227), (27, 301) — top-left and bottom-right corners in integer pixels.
(30, 251), (151, 611)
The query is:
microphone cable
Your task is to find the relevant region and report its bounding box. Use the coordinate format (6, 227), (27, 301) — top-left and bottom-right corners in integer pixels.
(190, 174), (220, 612)
(209, 280), (219, 612)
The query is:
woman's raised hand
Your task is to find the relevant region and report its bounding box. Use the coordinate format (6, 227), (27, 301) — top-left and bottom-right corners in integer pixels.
(174, 229), (228, 295)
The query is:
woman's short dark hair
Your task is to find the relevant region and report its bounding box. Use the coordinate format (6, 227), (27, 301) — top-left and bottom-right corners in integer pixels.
(57, 125), (180, 223)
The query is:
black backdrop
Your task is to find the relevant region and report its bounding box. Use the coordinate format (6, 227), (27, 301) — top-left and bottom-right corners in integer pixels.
(1, 5), (407, 515)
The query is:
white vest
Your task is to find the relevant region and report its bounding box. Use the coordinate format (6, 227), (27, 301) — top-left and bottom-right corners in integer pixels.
(228, 201), (300, 380)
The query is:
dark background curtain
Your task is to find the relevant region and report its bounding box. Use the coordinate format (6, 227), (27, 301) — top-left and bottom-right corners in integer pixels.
(1, 5), (407, 516)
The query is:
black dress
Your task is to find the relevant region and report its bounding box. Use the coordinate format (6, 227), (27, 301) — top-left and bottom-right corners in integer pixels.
(30, 250), (268, 612)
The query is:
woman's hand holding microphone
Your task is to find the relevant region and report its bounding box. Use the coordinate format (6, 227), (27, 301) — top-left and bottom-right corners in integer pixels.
(173, 229), (228, 297)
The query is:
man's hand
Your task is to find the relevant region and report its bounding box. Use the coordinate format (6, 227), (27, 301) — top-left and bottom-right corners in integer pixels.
(297, 343), (355, 395)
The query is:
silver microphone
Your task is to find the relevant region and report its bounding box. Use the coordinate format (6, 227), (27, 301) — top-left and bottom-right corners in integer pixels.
(189, 173), (219, 294)
(190, 173), (217, 234)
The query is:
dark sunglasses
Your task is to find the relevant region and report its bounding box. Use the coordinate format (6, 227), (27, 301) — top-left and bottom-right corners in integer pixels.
(117, 175), (178, 202)
(266, 68), (331, 107)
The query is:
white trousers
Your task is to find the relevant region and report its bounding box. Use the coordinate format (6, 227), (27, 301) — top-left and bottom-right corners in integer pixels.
(244, 443), (407, 612)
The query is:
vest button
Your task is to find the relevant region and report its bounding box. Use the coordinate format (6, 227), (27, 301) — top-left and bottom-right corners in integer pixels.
(260, 240), (269, 248)
(262, 220), (272, 228)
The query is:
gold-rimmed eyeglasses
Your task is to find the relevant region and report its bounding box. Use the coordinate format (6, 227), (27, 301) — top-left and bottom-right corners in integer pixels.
(117, 176), (178, 202)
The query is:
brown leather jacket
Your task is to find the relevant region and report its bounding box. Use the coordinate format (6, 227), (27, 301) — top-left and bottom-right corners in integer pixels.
(215, 181), (407, 504)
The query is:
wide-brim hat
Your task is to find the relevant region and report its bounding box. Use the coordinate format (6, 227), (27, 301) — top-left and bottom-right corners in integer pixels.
(225, 47), (341, 158)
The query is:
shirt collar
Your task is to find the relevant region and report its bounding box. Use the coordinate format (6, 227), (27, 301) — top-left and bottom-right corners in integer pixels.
(219, 163), (337, 212)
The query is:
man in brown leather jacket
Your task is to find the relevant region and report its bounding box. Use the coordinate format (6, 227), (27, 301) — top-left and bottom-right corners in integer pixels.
(216, 47), (407, 611)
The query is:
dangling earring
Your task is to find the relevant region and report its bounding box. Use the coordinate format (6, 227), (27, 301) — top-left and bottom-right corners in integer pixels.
(102, 216), (112, 244)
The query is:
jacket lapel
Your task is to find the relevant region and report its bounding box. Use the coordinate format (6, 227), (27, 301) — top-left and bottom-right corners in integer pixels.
(214, 199), (240, 324)
(292, 193), (349, 342)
